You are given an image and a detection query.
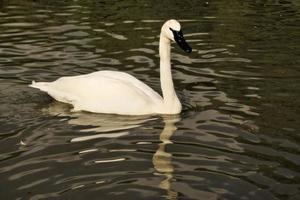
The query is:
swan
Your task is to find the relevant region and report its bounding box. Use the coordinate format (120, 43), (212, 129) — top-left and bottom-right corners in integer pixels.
(30, 19), (192, 115)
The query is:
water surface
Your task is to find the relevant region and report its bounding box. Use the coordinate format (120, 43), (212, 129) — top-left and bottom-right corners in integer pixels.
(0, 0), (299, 199)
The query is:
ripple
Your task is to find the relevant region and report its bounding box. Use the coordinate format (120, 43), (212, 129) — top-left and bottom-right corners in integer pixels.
(0, 1), (299, 200)
(141, 20), (163, 23)
(130, 48), (155, 54)
(105, 32), (127, 40)
(96, 58), (122, 65)
(42, 24), (90, 34)
(18, 178), (50, 190)
(94, 28), (127, 40)
(94, 158), (126, 164)
(126, 56), (155, 68)
(0, 22), (39, 27)
(71, 132), (129, 143)
(64, 31), (89, 37)
(123, 20), (135, 24)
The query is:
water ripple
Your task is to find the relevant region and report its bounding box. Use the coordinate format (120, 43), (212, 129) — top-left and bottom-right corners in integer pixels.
(0, 1), (299, 200)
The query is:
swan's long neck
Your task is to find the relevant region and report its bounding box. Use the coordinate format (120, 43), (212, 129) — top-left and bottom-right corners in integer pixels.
(159, 34), (181, 113)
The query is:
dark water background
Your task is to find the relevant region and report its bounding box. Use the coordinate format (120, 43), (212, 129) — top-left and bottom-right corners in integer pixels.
(0, 0), (299, 199)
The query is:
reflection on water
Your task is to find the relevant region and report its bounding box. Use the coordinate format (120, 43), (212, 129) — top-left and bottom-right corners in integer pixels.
(45, 102), (157, 141)
(153, 117), (218, 200)
(0, 0), (299, 200)
(153, 117), (179, 200)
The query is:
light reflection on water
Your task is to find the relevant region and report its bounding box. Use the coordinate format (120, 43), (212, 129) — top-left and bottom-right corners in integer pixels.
(0, 0), (299, 200)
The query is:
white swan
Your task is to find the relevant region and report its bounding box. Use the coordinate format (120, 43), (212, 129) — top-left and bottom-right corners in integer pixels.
(30, 19), (192, 115)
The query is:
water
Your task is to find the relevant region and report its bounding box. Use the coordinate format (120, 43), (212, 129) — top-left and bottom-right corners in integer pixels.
(0, 0), (299, 199)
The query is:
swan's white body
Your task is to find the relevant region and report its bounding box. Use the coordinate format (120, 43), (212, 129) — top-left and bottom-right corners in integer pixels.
(30, 20), (185, 115)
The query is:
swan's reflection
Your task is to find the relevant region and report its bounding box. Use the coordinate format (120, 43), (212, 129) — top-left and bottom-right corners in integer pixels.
(153, 116), (218, 200)
(153, 116), (180, 200)
(46, 102), (179, 198)
(44, 102), (157, 142)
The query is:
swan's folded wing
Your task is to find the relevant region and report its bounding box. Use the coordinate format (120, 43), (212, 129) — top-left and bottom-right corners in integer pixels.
(94, 71), (163, 102)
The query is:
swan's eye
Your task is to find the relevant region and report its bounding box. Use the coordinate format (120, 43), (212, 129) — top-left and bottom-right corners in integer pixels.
(170, 27), (180, 35)
(169, 28), (183, 40)
(169, 27), (192, 53)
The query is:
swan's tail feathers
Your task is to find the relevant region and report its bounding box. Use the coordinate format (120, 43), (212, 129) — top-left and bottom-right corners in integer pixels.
(29, 81), (51, 91)
(29, 81), (76, 104)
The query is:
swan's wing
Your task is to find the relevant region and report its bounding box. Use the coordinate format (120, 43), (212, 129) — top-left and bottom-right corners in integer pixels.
(90, 71), (162, 101)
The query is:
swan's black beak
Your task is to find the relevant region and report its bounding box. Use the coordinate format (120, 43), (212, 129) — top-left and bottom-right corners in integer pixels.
(170, 28), (192, 53)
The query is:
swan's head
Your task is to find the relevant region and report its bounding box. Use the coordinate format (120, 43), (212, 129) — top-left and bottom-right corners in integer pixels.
(161, 19), (192, 53)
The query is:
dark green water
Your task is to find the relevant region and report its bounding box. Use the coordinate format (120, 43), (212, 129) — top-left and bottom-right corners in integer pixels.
(0, 0), (299, 199)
